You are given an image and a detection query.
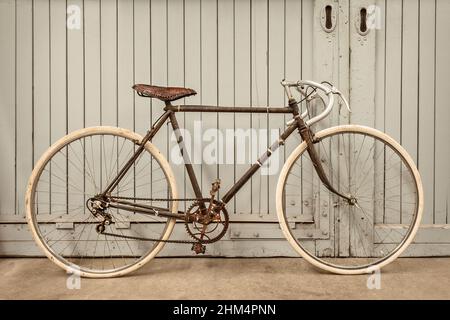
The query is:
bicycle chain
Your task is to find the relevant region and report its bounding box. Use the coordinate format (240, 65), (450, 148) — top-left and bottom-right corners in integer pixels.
(100, 196), (213, 244)
(109, 196), (210, 203)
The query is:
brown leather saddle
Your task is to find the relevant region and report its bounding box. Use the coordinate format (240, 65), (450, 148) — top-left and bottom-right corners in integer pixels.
(132, 84), (197, 102)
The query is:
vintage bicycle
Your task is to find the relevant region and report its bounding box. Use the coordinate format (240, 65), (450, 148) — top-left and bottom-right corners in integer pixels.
(25, 80), (423, 277)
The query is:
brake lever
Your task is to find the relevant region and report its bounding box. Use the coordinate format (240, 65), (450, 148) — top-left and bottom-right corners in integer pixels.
(338, 91), (352, 113)
(331, 88), (352, 113)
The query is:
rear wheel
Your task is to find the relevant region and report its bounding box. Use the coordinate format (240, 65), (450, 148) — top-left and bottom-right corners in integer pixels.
(26, 126), (178, 278)
(276, 125), (423, 274)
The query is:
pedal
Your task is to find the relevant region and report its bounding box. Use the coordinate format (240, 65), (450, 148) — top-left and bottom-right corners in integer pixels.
(191, 242), (206, 254)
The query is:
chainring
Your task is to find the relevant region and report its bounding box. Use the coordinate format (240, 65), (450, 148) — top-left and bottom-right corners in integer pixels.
(184, 199), (229, 244)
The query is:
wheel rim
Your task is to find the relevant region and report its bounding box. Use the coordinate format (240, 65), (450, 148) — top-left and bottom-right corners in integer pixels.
(28, 128), (176, 276)
(280, 127), (421, 271)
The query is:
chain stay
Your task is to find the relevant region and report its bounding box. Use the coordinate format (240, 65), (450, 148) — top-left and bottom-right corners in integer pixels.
(101, 196), (214, 244)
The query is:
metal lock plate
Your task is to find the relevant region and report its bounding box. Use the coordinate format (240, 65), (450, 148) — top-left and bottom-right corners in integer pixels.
(320, 4), (337, 33)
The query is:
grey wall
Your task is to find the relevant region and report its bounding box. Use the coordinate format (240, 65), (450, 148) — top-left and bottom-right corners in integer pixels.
(0, 0), (449, 256)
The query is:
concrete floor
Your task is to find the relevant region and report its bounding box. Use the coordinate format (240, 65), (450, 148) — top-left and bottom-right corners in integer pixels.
(0, 257), (449, 299)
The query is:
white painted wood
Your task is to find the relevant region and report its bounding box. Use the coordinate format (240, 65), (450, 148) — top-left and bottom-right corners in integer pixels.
(383, 0), (402, 225)
(250, 0), (268, 216)
(434, 0), (450, 225)
(418, 0), (436, 227)
(0, 0), (16, 216)
(233, 0), (252, 216)
(349, 0), (376, 256)
(167, 0), (186, 205)
(200, 0), (218, 196)
(184, 0), (202, 202)
(0, 0), (449, 258)
(267, 0), (286, 217)
(16, 0), (34, 218)
(217, 0), (235, 214)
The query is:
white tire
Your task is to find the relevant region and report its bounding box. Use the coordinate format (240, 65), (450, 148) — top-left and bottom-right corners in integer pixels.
(25, 126), (178, 278)
(276, 125), (424, 275)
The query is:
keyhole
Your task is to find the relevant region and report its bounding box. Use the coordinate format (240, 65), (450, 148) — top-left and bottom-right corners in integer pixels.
(360, 8), (368, 33)
(325, 5), (333, 30)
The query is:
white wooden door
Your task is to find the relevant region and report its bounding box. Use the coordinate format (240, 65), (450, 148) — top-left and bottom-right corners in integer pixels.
(0, 0), (449, 257)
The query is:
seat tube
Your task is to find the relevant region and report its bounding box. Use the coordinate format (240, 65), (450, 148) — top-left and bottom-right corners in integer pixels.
(168, 112), (204, 200)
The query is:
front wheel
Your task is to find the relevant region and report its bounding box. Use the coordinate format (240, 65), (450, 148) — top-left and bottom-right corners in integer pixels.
(276, 125), (423, 274)
(25, 126), (178, 278)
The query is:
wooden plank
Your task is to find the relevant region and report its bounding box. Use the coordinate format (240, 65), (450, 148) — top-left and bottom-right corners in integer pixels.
(82, 0), (102, 205)
(400, 0), (419, 163)
(434, 0), (450, 224)
(267, 0), (285, 217)
(217, 0), (235, 214)
(282, 0), (304, 223)
(250, 0), (268, 215)
(233, 0), (252, 215)
(400, 0), (419, 227)
(67, 0), (85, 217)
(200, 0), (218, 196)
(418, 0), (436, 226)
(348, 0), (376, 256)
(312, 0), (341, 257)
(374, 0), (385, 133)
(150, 0), (168, 176)
(184, 0), (202, 202)
(133, 0), (153, 202)
(16, 0), (34, 216)
(383, 0), (402, 224)
(100, 0), (117, 126)
(118, 0), (134, 132)
(374, 224), (450, 244)
(2, 223), (450, 257)
(167, 0), (186, 207)
(33, 0), (51, 217)
(0, 0), (16, 215)
(84, 0), (101, 127)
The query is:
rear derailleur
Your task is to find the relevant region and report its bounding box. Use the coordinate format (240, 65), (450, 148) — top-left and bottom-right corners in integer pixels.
(86, 197), (112, 233)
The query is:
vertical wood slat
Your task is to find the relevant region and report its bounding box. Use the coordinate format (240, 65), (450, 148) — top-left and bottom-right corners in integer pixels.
(384, 0), (402, 224)
(16, 0), (34, 216)
(401, 0), (419, 164)
(0, 0), (16, 215)
(167, 0), (185, 204)
(200, 0), (218, 195)
(217, 0), (235, 214)
(418, 0), (436, 225)
(251, 0), (268, 215)
(33, 0), (51, 216)
(283, 0), (303, 221)
(84, 0), (101, 127)
(233, 0), (252, 215)
(118, 0), (134, 131)
(267, 0), (285, 216)
(184, 0), (201, 201)
(435, 0), (450, 224)
(133, 0), (151, 200)
(67, 0), (85, 214)
(150, 0), (168, 176)
(348, 0), (376, 256)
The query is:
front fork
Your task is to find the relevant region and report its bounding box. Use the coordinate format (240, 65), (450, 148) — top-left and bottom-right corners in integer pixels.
(289, 98), (352, 203)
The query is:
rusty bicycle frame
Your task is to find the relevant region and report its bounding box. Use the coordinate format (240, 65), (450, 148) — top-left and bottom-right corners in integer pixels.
(99, 81), (352, 221)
